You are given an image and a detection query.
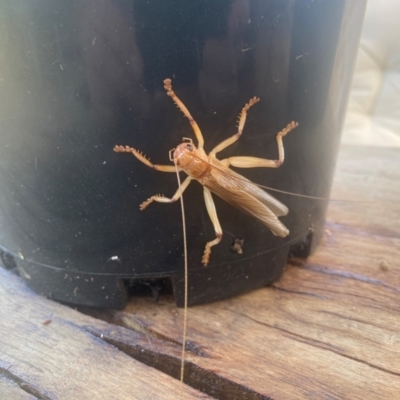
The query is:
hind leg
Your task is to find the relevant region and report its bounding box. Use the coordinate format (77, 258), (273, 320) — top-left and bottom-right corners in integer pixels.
(220, 121), (299, 168)
(202, 188), (223, 266)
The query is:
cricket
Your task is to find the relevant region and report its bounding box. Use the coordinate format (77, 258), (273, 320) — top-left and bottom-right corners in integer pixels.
(114, 78), (298, 266)
(115, 79), (299, 394)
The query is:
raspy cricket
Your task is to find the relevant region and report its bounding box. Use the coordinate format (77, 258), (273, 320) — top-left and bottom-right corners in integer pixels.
(114, 78), (298, 266)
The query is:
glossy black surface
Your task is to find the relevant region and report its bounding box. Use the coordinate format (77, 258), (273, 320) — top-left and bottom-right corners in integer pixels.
(0, 0), (366, 307)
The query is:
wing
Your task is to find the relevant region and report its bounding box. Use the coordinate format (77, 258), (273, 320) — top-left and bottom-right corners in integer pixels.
(199, 162), (289, 237)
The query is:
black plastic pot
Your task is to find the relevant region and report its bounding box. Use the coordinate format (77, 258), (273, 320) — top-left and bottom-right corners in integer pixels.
(0, 0), (366, 308)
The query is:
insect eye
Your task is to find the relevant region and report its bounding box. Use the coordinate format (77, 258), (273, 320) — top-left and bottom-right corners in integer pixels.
(186, 144), (193, 151)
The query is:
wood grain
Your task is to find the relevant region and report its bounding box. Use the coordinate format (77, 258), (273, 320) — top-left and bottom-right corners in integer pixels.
(0, 375), (37, 400)
(0, 269), (211, 400)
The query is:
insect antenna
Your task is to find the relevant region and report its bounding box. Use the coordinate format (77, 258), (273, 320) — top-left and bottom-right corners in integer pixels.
(174, 163), (188, 399)
(190, 153), (376, 204)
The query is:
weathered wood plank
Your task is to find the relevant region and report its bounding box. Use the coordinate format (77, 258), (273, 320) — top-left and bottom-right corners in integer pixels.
(0, 375), (37, 400)
(0, 269), (211, 400)
(328, 145), (400, 237)
(100, 254), (400, 398)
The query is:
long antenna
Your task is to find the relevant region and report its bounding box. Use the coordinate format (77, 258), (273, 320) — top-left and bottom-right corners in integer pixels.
(190, 153), (376, 203)
(175, 165), (188, 399)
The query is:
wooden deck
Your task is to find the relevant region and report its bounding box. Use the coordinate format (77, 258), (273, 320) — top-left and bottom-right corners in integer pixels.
(1, 144), (399, 400)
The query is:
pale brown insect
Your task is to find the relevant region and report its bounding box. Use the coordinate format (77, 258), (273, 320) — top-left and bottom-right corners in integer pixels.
(114, 78), (298, 266)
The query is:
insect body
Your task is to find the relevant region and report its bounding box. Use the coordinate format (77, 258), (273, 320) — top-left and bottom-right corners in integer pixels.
(114, 79), (298, 265)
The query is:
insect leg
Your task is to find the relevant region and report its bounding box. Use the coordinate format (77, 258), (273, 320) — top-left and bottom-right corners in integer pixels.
(163, 78), (205, 148)
(221, 121), (298, 168)
(140, 176), (192, 210)
(114, 145), (176, 172)
(274, 121), (298, 166)
(209, 97), (260, 157)
(202, 188), (223, 266)
(221, 156), (279, 168)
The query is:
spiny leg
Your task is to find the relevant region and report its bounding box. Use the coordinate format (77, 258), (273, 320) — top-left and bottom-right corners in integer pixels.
(163, 78), (205, 148)
(275, 121), (298, 166)
(209, 97), (260, 157)
(140, 176), (192, 210)
(114, 145), (176, 172)
(220, 121), (298, 168)
(202, 188), (222, 266)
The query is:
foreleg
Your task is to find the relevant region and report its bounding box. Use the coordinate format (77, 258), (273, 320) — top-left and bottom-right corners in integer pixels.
(209, 97), (260, 157)
(163, 78), (205, 149)
(140, 176), (192, 210)
(114, 145), (176, 172)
